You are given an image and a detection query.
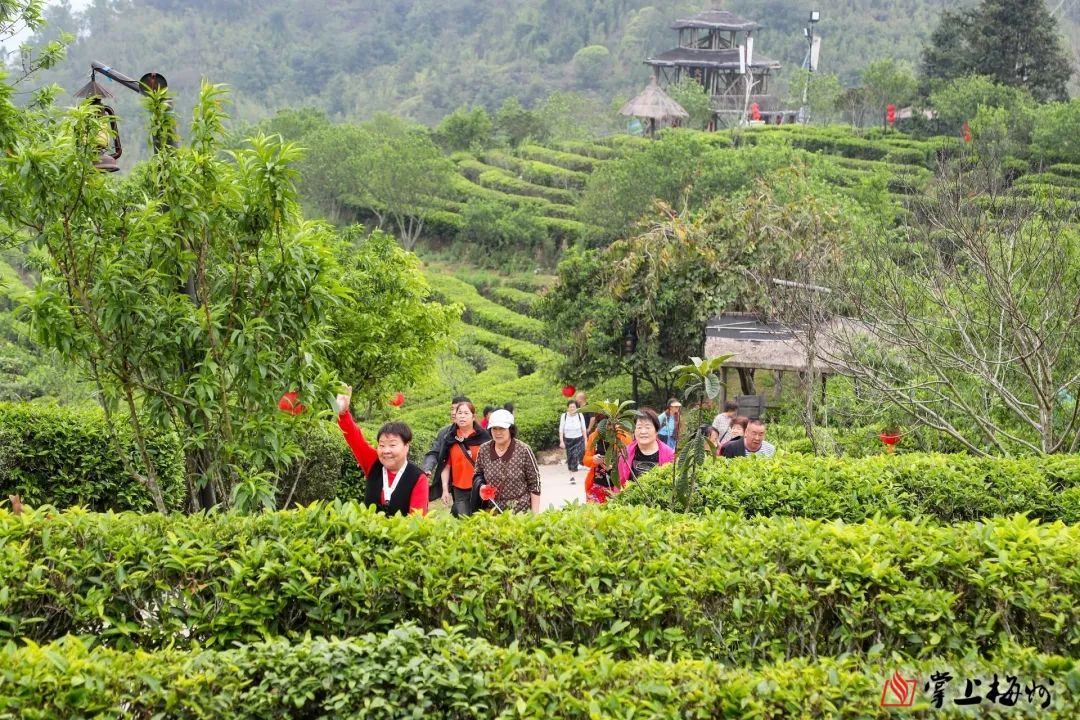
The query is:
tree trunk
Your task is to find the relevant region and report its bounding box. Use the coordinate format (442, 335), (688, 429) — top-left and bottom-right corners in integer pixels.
(737, 368), (756, 395)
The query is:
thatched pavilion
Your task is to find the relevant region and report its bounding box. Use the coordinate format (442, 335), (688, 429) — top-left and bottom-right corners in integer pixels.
(703, 312), (846, 408)
(645, 9), (791, 126)
(619, 77), (689, 136)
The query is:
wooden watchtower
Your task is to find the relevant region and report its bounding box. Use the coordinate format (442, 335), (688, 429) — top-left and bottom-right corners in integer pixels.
(645, 9), (791, 126)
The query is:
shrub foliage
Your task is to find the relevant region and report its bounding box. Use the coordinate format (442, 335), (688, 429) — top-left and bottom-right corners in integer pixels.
(3, 504), (1080, 664)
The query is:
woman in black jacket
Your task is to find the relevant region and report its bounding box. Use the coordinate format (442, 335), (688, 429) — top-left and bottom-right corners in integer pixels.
(438, 400), (491, 517)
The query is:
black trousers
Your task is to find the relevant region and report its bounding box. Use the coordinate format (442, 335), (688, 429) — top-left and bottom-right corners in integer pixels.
(451, 486), (474, 518)
(565, 435), (585, 471)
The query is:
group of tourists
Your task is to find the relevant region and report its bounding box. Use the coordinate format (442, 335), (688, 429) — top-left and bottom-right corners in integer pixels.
(706, 400), (777, 458)
(333, 385), (774, 516)
(335, 387), (540, 518)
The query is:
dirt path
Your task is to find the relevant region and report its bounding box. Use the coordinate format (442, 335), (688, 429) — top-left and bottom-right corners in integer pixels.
(536, 448), (586, 510)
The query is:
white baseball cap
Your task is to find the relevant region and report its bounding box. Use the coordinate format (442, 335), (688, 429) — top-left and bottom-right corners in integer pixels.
(487, 409), (515, 429)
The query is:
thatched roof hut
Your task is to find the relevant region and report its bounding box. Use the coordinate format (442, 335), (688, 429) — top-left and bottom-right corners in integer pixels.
(619, 77), (689, 135)
(703, 313), (851, 403)
(671, 10), (760, 32)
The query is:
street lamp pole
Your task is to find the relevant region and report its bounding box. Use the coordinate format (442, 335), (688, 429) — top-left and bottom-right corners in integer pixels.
(799, 10), (820, 124)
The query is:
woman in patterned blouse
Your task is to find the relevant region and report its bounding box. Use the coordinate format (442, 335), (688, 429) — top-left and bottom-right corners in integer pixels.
(474, 409), (542, 513)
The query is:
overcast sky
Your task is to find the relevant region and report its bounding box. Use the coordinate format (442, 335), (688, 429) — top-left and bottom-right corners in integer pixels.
(3, 0), (92, 52)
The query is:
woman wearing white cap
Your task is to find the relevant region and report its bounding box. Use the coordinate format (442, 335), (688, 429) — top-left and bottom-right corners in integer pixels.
(473, 409), (542, 513)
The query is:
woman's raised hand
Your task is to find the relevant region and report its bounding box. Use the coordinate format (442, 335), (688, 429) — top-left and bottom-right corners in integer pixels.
(334, 385), (353, 416)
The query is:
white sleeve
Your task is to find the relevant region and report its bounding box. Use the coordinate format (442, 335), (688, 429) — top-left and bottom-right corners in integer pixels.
(559, 413), (566, 434)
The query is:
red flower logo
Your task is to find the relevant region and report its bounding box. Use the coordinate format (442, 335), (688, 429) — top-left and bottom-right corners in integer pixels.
(881, 670), (918, 707)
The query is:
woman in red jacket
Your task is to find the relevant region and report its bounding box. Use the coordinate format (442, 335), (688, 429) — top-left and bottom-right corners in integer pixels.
(335, 386), (428, 516)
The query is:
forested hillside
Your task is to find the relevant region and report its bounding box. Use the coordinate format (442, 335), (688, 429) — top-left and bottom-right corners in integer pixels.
(26, 0), (1058, 128)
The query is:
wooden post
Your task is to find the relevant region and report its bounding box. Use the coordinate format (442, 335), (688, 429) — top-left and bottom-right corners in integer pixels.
(720, 366), (729, 405)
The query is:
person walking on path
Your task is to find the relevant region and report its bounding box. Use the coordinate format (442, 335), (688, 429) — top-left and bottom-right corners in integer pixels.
(583, 415), (632, 504)
(617, 408), (675, 487)
(559, 399), (588, 481)
(712, 400), (739, 440)
(335, 386), (428, 517)
(722, 419), (776, 458)
(657, 399), (682, 451)
(474, 409), (541, 513)
(719, 415), (750, 452)
(423, 395), (469, 500)
(439, 400), (491, 517)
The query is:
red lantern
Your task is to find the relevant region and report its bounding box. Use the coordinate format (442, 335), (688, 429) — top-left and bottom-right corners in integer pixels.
(879, 431), (901, 454)
(389, 392), (405, 407)
(479, 484), (497, 502)
(750, 102), (761, 121)
(962, 122), (972, 144)
(278, 391), (305, 416)
(561, 385), (576, 398)
(886, 103), (896, 126)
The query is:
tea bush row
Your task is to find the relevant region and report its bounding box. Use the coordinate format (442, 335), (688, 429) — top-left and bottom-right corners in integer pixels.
(476, 169), (578, 205)
(517, 143), (600, 172)
(425, 274), (547, 345)
(3, 627), (1074, 719)
(3, 504), (1079, 662)
(483, 284), (540, 316)
(612, 453), (1080, 523)
(549, 139), (619, 160)
(462, 326), (555, 376)
(0, 402), (185, 512)
(480, 150), (588, 189)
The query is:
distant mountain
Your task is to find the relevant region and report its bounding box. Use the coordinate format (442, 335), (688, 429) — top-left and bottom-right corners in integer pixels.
(25, 0), (1078, 130)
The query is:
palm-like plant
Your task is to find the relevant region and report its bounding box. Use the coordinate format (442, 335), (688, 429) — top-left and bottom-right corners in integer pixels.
(581, 399), (637, 497)
(669, 354), (731, 510)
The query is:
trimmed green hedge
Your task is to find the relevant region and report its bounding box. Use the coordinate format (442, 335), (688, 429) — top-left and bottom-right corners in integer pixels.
(477, 169), (578, 205)
(480, 150), (589, 189)
(463, 325), (555, 375)
(0, 402), (185, 512)
(612, 453), (1080, 522)
(550, 139), (619, 160)
(518, 143), (599, 172)
(4, 504), (1080, 662)
(425, 273), (547, 345)
(3, 629), (1076, 718)
(448, 173), (556, 212)
(1013, 172), (1080, 189)
(485, 285), (539, 315)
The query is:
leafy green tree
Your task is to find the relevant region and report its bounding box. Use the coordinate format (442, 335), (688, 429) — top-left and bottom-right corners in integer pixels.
(259, 107), (332, 143)
(786, 69), (844, 124)
(549, 164), (869, 402)
(322, 227), (458, 409)
(3, 83), (343, 512)
(576, 130), (710, 244)
(494, 97), (546, 147)
(1031, 100), (1080, 165)
(433, 105), (494, 152)
(667, 79), (713, 131)
(922, 0), (1071, 102)
(0, 0), (70, 86)
(572, 45), (612, 89)
(860, 59), (917, 126)
(535, 91), (618, 142)
(300, 114), (453, 249)
(928, 75), (1034, 140)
